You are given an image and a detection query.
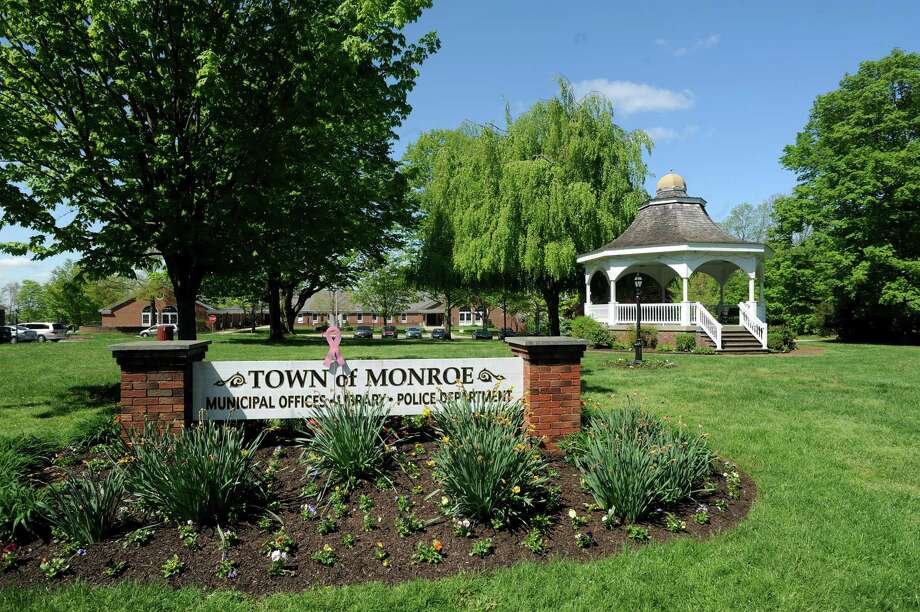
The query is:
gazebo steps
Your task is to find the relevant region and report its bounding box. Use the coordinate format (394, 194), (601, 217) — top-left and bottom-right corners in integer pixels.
(699, 326), (769, 353)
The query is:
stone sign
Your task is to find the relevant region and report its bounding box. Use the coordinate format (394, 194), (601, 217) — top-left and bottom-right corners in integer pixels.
(192, 358), (523, 420)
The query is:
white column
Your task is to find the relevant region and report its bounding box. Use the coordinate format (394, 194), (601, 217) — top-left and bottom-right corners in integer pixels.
(609, 278), (617, 324)
(584, 274), (592, 317)
(748, 272), (756, 307)
(681, 276), (690, 325)
(758, 272), (766, 320)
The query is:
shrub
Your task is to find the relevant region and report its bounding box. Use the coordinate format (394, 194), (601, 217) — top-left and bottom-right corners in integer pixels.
(432, 396), (548, 524)
(45, 468), (124, 544)
(298, 395), (390, 489)
(569, 316), (614, 348)
(768, 326), (797, 352)
(656, 343), (674, 352)
(675, 333), (696, 352)
(0, 443), (47, 539)
(625, 326), (658, 348)
(692, 345), (716, 355)
(572, 406), (715, 523)
(118, 422), (265, 525)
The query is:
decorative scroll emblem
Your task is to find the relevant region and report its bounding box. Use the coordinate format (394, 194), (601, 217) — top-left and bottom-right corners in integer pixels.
(323, 326), (350, 375)
(477, 368), (506, 383)
(215, 371), (246, 388)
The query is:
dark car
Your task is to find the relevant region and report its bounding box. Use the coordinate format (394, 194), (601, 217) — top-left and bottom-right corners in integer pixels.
(430, 327), (450, 340)
(472, 329), (493, 340)
(499, 328), (516, 339)
(0, 326), (11, 344)
(405, 327), (422, 339)
(382, 325), (398, 339)
(353, 326), (373, 339)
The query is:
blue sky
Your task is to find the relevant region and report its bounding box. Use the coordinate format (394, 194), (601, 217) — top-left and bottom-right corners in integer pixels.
(2, 0), (918, 284)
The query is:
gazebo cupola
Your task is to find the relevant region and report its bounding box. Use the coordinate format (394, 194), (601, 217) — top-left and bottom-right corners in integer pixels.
(576, 172), (770, 351)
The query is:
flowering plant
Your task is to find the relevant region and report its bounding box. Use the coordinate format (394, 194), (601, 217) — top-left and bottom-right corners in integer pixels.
(664, 512), (687, 533)
(574, 532), (594, 549)
(300, 503), (318, 521)
(568, 509), (587, 530)
(412, 539), (443, 564)
(1, 544), (19, 571)
(311, 544), (336, 567)
(693, 505), (710, 525)
(269, 549), (294, 575)
(453, 518), (473, 538)
(601, 509), (620, 530)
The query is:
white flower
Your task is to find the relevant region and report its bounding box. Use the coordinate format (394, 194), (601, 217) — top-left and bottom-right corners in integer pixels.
(441, 496), (449, 506)
(461, 519), (471, 528)
(270, 550), (288, 563)
(568, 509), (577, 519)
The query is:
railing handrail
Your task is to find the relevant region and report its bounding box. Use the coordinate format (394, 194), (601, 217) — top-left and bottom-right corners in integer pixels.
(695, 302), (722, 350)
(738, 302), (768, 349)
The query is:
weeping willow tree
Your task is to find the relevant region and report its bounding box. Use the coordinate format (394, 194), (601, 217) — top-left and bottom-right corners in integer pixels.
(407, 80), (650, 335)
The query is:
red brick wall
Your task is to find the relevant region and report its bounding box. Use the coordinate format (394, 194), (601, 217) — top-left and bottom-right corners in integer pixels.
(118, 369), (187, 435)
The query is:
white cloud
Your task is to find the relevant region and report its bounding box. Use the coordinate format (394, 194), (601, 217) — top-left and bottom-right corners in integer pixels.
(0, 257), (37, 270)
(572, 79), (694, 114)
(673, 34), (720, 57)
(644, 125), (700, 142)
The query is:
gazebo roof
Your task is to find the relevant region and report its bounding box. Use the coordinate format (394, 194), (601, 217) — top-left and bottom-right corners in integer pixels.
(581, 172), (760, 257)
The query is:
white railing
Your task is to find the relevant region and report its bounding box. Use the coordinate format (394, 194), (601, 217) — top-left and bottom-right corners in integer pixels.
(695, 302), (722, 350)
(586, 304), (608, 321)
(739, 302), (768, 349)
(614, 303), (681, 325)
(689, 302), (698, 324)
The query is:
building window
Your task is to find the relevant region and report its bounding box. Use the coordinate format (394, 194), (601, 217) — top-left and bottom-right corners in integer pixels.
(373, 314), (378, 323)
(459, 308), (485, 326)
(400, 313), (408, 323)
(160, 306), (178, 325)
(141, 306), (157, 327)
(357, 312), (363, 323)
(297, 315), (304, 324)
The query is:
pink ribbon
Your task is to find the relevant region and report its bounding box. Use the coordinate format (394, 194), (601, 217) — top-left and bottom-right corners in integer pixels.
(323, 326), (347, 371)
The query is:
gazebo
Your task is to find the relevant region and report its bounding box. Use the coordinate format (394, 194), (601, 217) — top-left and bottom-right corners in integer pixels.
(576, 172), (769, 352)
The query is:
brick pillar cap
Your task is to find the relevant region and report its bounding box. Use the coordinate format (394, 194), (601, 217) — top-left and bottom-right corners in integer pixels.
(504, 337), (589, 349)
(110, 340), (211, 354)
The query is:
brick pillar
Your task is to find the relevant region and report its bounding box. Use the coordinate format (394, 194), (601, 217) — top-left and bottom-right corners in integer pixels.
(110, 341), (210, 436)
(505, 337), (589, 452)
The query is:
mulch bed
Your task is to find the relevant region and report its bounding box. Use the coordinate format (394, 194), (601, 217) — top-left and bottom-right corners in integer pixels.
(0, 441), (755, 596)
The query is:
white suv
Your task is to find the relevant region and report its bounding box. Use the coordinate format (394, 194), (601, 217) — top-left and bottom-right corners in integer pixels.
(22, 322), (67, 342)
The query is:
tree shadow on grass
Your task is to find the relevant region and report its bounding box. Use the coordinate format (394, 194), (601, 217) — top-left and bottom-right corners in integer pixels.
(33, 383), (119, 419)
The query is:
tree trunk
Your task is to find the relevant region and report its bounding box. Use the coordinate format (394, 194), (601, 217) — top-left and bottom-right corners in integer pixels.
(281, 283), (296, 334)
(164, 257), (201, 341)
(267, 276), (285, 342)
(250, 302), (257, 333)
(542, 287), (561, 337)
(443, 289), (453, 338)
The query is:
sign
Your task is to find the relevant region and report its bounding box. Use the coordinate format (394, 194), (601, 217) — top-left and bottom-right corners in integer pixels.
(208, 314), (217, 323)
(193, 358), (523, 420)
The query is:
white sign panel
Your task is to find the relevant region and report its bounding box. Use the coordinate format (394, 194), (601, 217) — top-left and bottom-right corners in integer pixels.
(193, 358), (523, 420)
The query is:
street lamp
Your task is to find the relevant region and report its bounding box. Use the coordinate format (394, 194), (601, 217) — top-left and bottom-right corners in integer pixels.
(633, 274), (643, 364)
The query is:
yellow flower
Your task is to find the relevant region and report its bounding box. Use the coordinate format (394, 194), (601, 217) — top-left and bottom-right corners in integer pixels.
(426, 459), (436, 467)
(421, 408), (432, 418)
(441, 496), (449, 506)
(441, 436), (450, 444)
(511, 485), (521, 495)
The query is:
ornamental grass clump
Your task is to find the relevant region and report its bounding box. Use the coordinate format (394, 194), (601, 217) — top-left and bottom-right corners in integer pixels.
(573, 406), (715, 523)
(118, 422), (265, 525)
(0, 441), (47, 539)
(45, 468), (125, 544)
(432, 396), (548, 524)
(298, 395), (391, 490)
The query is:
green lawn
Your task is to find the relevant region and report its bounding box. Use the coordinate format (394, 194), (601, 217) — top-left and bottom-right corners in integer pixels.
(1, 333), (918, 610)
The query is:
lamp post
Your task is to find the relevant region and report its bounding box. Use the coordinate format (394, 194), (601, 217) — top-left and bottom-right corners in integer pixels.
(633, 274), (643, 364)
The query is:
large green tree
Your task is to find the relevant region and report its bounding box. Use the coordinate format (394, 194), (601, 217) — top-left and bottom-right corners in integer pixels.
(406, 81), (650, 335)
(778, 49), (920, 340)
(0, 0), (436, 339)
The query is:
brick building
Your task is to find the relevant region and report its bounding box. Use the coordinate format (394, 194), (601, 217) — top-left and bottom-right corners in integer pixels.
(295, 290), (525, 331)
(99, 297), (215, 332)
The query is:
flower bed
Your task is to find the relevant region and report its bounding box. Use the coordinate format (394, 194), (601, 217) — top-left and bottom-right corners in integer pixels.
(0, 405), (753, 596)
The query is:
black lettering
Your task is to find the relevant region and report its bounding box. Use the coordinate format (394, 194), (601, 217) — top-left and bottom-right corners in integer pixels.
(248, 370), (263, 389)
(265, 370), (284, 389)
(367, 369), (386, 387)
(389, 368), (407, 386)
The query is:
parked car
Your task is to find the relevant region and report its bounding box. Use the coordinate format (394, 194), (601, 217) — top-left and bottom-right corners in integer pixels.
(472, 329), (494, 340)
(405, 327), (422, 339)
(430, 327), (450, 340)
(353, 326), (373, 339)
(382, 325), (398, 339)
(22, 322), (67, 342)
(499, 328), (516, 339)
(1, 325), (37, 342)
(0, 326), (12, 343)
(138, 324), (178, 338)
